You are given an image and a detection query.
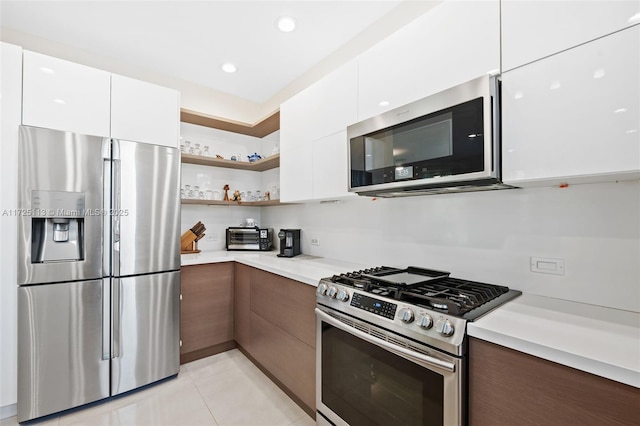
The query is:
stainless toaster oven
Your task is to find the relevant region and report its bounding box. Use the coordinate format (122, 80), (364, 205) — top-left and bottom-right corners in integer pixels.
(226, 227), (273, 251)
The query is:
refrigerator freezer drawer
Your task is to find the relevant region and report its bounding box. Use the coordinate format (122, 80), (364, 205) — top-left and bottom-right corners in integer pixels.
(18, 280), (110, 422)
(111, 271), (180, 395)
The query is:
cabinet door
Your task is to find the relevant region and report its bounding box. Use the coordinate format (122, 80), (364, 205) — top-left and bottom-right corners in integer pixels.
(357, 0), (500, 121)
(280, 60), (357, 153)
(22, 51), (110, 136)
(280, 143), (313, 202)
(111, 74), (179, 147)
(180, 263), (234, 358)
(234, 263), (251, 350)
(0, 42), (21, 411)
(502, 0), (640, 71)
(312, 131), (355, 200)
(502, 26), (640, 186)
(469, 338), (640, 426)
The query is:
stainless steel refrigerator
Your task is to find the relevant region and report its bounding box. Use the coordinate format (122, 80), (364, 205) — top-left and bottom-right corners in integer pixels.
(16, 125), (181, 422)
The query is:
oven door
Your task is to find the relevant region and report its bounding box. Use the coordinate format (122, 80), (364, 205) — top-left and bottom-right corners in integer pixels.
(316, 307), (464, 426)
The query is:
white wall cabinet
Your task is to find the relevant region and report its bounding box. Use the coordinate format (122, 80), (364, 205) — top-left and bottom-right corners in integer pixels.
(1, 41), (23, 415)
(312, 131), (354, 200)
(22, 51), (179, 147)
(280, 143), (313, 202)
(111, 75), (179, 148)
(502, 0), (640, 72)
(22, 51), (111, 137)
(357, 0), (500, 121)
(280, 60), (357, 202)
(501, 26), (640, 186)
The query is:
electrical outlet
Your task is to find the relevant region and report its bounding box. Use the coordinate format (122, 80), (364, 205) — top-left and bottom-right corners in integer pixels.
(530, 256), (565, 275)
(311, 237), (320, 246)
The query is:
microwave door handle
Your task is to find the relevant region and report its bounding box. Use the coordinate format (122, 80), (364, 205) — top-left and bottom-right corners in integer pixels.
(315, 308), (455, 373)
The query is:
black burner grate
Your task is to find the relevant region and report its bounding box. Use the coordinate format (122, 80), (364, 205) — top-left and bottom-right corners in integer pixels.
(328, 266), (512, 316)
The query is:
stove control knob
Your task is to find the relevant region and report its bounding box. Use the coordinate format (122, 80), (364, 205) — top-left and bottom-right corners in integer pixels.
(435, 319), (455, 337)
(336, 289), (350, 302)
(399, 308), (415, 324)
(316, 283), (329, 296)
(327, 286), (339, 299)
(417, 314), (434, 329)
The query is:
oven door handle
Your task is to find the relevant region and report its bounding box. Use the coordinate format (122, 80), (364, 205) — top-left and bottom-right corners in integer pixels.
(316, 308), (456, 373)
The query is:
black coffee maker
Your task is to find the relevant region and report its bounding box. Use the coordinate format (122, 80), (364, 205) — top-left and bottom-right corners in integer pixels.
(277, 229), (301, 258)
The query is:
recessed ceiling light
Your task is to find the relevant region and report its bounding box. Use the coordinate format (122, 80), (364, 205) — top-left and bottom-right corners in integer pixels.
(378, 101), (390, 107)
(221, 63), (237, 73)
(277, 16), (296, 32)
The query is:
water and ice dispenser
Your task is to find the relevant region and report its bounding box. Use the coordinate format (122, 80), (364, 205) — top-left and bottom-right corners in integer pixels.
(30, 190), (85, 263)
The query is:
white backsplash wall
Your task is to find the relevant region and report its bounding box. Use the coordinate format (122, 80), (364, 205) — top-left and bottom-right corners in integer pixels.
(261, 180), (640, 313)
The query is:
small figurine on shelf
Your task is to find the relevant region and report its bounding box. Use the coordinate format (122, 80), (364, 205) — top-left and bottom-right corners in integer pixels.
(264, 191), (271, 201)
(215, 154), (224, 159)
(223, 184), (230, 201)
(232, 190), (242, 201)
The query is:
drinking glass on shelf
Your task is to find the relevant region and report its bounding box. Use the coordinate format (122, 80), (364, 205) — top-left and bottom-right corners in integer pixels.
(180, 185), (185, 198)
(194, 143), (202, 156)
(203, 146), (210, 157)
(198, 191), (204, 199)
(205, 190), (214, 200)
(184, 141), (192, 154)
(255, 190), (262, 201)
(185, 184), (193, 198)
(246, 191), (252, 201)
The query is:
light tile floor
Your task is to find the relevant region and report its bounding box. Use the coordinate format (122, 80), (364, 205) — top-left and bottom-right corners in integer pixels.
(1, 349), (315, 426)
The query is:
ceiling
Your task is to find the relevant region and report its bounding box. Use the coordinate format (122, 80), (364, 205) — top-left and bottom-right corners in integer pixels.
(0, 0), (403, 104)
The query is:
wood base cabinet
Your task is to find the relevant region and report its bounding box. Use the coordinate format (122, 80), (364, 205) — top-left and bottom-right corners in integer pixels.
(469, 337), (640, 426)
(234, 265), (316, 415)
(180, 263), (235, 364)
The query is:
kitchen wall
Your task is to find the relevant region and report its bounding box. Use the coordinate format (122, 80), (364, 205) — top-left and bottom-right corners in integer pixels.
(262, 180), (640, 313)
(179, 124), (279, 250)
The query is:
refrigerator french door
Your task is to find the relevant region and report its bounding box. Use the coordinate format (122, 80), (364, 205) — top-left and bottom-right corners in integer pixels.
(17, 126), (181, 422)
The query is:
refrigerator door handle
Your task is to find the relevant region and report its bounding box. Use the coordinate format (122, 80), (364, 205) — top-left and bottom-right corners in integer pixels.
(112, 139), (121, 277)
(102, 278), (110, 360)
(102, 138), (111, 278)
(112, 277), (121, 359)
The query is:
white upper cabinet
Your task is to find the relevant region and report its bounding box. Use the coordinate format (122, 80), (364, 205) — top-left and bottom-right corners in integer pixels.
(502, 0), (640, 71)
(312, 131), (355, 201)
(501, 26), (640, 186)
(357, 0), (500, 121)
(279, 142), (313, 202)
(280, 59), (357, 153)
(111, 75), (179, 148)
(279, 60), (357, 202)
(22, 51), (111, 137)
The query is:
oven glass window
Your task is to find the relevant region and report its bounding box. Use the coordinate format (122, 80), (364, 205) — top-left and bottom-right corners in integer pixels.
(321, 322), (444, 426)
(350, 97), (485, 188)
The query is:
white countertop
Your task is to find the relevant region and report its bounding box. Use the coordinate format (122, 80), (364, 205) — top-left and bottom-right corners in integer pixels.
(181, 250), (367, 286)
(467, 294), (640, 388)
(181, 251), (640, 388)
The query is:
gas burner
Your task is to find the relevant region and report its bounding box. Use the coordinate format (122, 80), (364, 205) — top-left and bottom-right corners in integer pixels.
(326, 265), (519, 319)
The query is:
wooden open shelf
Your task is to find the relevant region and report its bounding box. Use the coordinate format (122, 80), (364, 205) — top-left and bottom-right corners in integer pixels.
(181, 109), (279, 138)
(181, 198), (286, 207)
(181, 153), (279, 171)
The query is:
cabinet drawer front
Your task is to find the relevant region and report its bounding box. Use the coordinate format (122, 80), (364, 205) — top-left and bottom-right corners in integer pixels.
(250, 268), (316, 348)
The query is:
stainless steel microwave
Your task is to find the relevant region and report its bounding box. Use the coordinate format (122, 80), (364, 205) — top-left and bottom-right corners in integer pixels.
(348, 75), (513, 197)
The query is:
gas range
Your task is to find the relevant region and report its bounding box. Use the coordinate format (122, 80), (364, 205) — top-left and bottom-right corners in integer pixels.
(316, 266), (521, 356)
